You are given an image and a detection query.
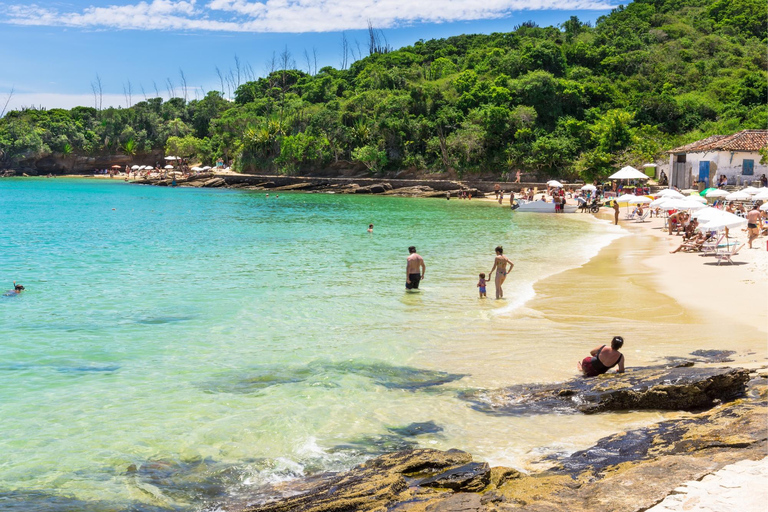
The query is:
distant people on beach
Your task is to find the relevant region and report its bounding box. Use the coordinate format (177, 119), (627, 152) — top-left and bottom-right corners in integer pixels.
(761, 174), (767, 188)
(477, 273), (487, 298)
(489, 246), (514, 300)
(747, 206), (761, 248)
(514, 170), (521, 183)
(368, 224), (373, 233)
(4, 282), (24, 296)
(494, 183), (501, 200)
(578, 336), (625, 377)
(405, 246), (425, 290)
(613, 200), (620, 225)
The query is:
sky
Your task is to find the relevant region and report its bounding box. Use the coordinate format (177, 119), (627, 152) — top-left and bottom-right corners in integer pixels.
(0, 0), (618, 112)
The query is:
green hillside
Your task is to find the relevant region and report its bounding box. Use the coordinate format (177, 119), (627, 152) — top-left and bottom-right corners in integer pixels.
(1, 0), (766, 179)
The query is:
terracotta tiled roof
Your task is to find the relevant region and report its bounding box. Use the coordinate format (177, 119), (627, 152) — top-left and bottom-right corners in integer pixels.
(668, 130), (768, 153)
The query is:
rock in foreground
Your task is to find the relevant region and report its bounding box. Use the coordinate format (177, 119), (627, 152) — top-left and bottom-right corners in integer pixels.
(460, 366), (750, 415)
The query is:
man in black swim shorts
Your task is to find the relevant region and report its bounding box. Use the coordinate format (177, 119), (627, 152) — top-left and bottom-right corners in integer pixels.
(405, 246), (425, 290)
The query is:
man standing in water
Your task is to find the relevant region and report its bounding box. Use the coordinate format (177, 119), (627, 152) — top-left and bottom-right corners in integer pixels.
(405, 246), (425, 290)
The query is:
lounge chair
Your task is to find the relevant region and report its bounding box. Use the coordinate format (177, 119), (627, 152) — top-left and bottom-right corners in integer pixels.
(633, 211), (650, 223)
(700, 234), (725, 254)
(715, 244), (744, 265)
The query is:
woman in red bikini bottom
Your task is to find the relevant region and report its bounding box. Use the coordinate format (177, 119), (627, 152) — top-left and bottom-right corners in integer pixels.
(578, 336), (625, 377)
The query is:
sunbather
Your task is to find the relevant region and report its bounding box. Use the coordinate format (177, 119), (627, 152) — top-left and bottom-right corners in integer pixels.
(670, 232), (712, 253)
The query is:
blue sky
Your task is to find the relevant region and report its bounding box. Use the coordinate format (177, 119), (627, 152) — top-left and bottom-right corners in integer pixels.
(0, 0), (617, 112)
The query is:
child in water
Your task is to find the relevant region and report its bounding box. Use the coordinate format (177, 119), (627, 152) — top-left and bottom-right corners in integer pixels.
(477, 273), (487, 298)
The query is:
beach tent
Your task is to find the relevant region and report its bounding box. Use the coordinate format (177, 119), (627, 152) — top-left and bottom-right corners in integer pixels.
(546, 180), (564, 188)
(580, 184), (596, 191)
(609, 166), (650, 180)
(725, 191), (751, 201)
(705, 189), (729, 199)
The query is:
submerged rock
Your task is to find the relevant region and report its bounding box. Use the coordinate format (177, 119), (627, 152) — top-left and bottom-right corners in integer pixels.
(461, 366), (750, 415)
(388, 421), (444, 437)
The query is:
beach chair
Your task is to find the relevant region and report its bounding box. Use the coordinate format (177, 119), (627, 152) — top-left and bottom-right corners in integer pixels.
(633, 211), (650, 223)
(715, 244), (744, 265)
(700, 234), (725, 254)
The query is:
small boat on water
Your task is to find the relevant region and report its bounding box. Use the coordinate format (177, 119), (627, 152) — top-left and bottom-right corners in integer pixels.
(511, 200), (578, 213)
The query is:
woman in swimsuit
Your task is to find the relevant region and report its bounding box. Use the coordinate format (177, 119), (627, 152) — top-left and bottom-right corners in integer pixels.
(578, 336), (625, 377)
(489, 246), (514, 300)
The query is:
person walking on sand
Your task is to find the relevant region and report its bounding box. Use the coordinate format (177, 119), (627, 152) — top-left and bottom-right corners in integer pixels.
(515, 170), (521, 183)
(494, 183), (501, 200)
(613, 200), (620, 225)
(405, 246), (425, 290)
(578, 336), (625, 377)
(489, 246), (514, 300)
(746, 206), (761, 248)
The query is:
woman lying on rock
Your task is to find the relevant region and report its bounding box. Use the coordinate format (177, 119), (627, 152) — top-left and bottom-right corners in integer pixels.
(578, 336), (625, 377)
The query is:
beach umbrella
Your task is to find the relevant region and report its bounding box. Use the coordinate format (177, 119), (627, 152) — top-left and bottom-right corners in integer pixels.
(643, 163), (657, 167)
(698, 211), (747, 231)
(111, 165), (121, 169)
(650, 197), (671, 208)
(760, 202), (768, 211)
(687, 194), (707, 203)
(682, 199), (707, 210)
(609, 166), (650, 180)
(656, 189), (684, 199)
(705, 189), (730, 199)
(580, 184), (596, 191)
(752, 190), (768, 201)
(131, 165), (140, 170)
(725, 191), (751, 201)
(699, 187), (718, 197)
(614, 194), (638, 203)
(629, 196), (652, 204)
(741, 186), (760, 195)
(164, 156), (177, 160)
(547, 180), (564, 188)
(164, 164), (174, 169)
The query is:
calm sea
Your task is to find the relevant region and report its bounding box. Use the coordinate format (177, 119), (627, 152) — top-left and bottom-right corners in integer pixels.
(0, 178), (621, 511)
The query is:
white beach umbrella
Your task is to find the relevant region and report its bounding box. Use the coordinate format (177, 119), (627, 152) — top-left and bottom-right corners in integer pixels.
(682, 199), (707, 210)
(698, 212), (747, 231)
(615, 194), (638, 203)
(741, 186), (760, 195)
(609, 166), (650, 180)
(650, 197), (670, 208)
(131, 165), (140, 170)
(692, 207), (721, 221)
(629, 196), (652, 204)
(760, 202), (768, 211)
(163, 156), (177, 160)
(643, 163), (657, 167)
(164, 164), (174, 169)
(725, 191), (751, 201)
(547, 180), (564, 188)
(190, 166), (201, 171)
(705, 189), (730, 198)
(686, 194), (707, 203)
(580, 184), (596, 191)
(655, 189), (684, 199)
(202, 166), (212, 170)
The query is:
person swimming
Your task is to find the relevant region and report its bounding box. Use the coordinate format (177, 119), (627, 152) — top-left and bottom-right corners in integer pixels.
(4, 282), (24, 296)
(578, 336), (625, 377)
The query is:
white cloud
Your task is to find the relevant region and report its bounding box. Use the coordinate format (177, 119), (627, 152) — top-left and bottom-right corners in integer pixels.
(4, 0), (615, 33)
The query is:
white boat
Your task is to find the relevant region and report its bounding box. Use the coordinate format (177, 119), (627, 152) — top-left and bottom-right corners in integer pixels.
(512, 200), (578, 213)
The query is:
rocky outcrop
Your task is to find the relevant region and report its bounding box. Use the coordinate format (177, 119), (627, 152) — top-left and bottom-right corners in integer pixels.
(216, 372), (767, 512)
(460, 367), (750, 415)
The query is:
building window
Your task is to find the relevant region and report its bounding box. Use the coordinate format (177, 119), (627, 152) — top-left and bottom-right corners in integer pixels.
(743, 159), (754, 175)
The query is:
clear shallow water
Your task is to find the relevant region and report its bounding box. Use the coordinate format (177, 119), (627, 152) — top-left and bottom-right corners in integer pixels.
(0, 178), (622, 510)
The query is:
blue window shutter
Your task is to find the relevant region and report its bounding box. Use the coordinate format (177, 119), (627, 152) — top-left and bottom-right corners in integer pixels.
(743, 159), (754, 175)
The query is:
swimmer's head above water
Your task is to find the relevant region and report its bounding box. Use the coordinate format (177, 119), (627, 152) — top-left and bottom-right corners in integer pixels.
(13, 282), (24, 292)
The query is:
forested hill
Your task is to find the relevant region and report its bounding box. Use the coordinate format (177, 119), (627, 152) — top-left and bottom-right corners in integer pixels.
(1, 0), (766, 179)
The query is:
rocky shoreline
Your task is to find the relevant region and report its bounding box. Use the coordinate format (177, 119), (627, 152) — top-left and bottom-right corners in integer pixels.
(209, 364), (767, 512)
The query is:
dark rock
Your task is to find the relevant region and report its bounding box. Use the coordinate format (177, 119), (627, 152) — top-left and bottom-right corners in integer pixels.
(388, 421), (444, 437)
(419, 462), (490, 492)
(424, 493), (484, 512)
(460, 367), (750, 415)
(202, 178), (226, 188)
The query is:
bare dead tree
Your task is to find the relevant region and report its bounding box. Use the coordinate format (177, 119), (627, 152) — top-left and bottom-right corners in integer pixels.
(215, 67), (225, 95)
(340, 32), (349, 70)
(123, 83), (129, 108)
(166, 78), (175, 99)
(153, 81), (160, 98)
(91, 82), (98, 109)
(312, 47), (319, 75)
(367, 20), (391, 55)
(353, 39), (363, 62)
(0, 86), (14, 117)
(279, 45), (293, 89)
(91, 74), (104, 110)
(179, 68), (188, 102)
(127, 79), (133, 107)
(234, 54), (242, 88)
(140, 84), (148, 101)
(304, 48), (313, 75)
(245, 63), (255, 82)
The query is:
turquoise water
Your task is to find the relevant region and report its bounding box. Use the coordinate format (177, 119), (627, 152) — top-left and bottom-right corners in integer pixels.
(0, 179), (618, 511)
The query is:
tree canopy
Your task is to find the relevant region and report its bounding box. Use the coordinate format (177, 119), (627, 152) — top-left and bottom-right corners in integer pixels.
(1, 0), (765, 180)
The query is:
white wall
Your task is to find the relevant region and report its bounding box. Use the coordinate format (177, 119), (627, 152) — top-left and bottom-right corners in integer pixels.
(684, 150), (766, 186)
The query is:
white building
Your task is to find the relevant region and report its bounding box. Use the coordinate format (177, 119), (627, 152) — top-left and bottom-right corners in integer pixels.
(667, 130), (767, 189)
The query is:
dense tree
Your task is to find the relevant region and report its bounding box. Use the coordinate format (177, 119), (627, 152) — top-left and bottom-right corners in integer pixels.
(2, 0), (766, 179)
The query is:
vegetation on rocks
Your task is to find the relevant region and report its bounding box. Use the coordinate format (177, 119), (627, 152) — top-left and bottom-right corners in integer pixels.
(1, 0), (765, 180)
